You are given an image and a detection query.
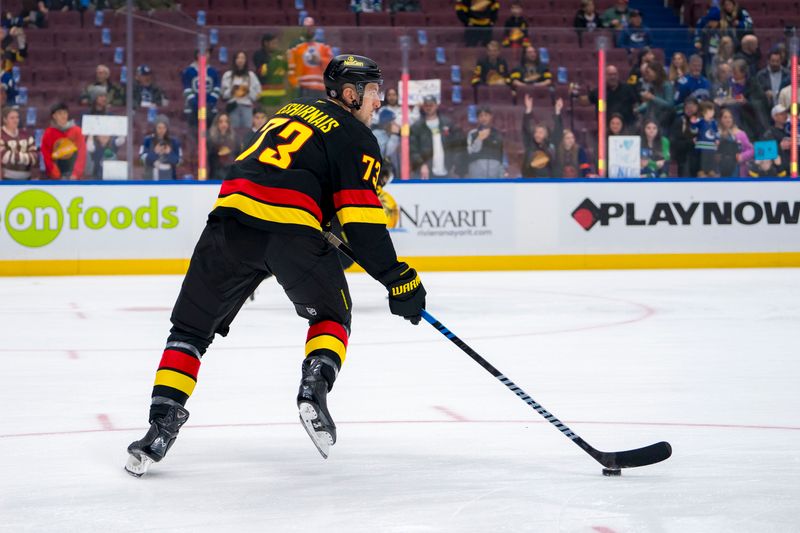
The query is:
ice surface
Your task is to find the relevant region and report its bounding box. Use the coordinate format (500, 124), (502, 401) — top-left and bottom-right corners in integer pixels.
(1, 269), (798, 532)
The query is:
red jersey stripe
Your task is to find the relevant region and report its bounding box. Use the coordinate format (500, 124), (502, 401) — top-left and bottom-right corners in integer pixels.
(220, 179), (323, 222)
(306, 320), (349, 347)
(158, 349), (201, 379)
(333, 189), (382, 209)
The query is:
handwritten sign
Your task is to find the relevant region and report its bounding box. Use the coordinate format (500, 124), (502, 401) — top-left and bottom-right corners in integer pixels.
(608, 135), (641, 178)
(397, 79), (442, 106)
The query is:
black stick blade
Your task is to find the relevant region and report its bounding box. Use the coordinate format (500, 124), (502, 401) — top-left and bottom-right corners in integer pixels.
(594, 441), (673, 469)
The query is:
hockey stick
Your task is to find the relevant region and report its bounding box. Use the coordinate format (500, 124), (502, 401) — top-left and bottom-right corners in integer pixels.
(324, 231), (672, 472)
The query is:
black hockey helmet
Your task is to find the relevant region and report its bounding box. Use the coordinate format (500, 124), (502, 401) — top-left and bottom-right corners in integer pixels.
(324, 54), (383, 110)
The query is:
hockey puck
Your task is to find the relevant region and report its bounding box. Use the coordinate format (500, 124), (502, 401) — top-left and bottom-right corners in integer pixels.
(602, 468), (622, 477)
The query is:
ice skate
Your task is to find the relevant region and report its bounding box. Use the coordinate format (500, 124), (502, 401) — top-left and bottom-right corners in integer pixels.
(125, 404), (189, 477)
(297, 356), (338, 459)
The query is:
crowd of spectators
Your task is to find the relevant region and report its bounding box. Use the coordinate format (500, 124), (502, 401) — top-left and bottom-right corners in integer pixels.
(0, 0), (797, 181)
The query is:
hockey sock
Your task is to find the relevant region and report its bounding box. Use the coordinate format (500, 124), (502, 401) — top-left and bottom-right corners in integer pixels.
(304, 320), (348, 390)
(149, 341), (203, 422)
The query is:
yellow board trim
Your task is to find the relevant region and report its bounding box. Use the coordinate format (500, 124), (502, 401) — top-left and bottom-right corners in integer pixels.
(305, 334), (347, 363)
(154, 369), (197, 396)
(214, 193), (321, 230)
(336, 206), (387, 226)
(3, 253), (800, 276)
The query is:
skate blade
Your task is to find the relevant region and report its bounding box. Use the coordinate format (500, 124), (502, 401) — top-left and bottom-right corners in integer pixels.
(298, 403), (333, 460)
(124, 452), (153, 477)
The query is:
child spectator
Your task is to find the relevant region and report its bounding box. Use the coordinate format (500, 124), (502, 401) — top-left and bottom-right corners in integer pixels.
(509, 45), (552, 93)
(182, 49), (221, 134)
(455, 0), (499, 47)
(41, 102), (86, 180)
(0, 107), (38, 180)
(140, 115), (182, 181)
(86, 134), (125, 179)
(668, 52), (688, 83)
(80, 65), (124, 107)
(252, 33), (288, 110)
(501, 2), (530, 49)
(748, 156), (786, 178)
(695, 100), (719, 177)
(221, 50), (261, 141)
(521, 93), (555, 178)
(717, 107), (753, 177)
(694, 6), (722, 75)
(466, 106), (505, 178)
(133, 65), (167, 109)
(471, 41), (510, 88)
(618, 10), (652, 51)
(640, 120), (670, 177)
(669, 96), (700, 176)
(372, 108), (401, 177)
(207, 112), (238, 180)
(574, 0), (599, 47)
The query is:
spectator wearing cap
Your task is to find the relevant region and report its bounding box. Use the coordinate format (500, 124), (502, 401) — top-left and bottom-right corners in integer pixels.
(252, 33), (288, 109)
(618, 10), (652, 51)
(673, 55), (711, 115)
(756, 51), (790, 106)
(762, 104), (792, 175)
(455, 0), (499, 48)
(133, 65), (167, 109)
(80, 64), (124, 107)
(466, 106), (504, 179)
(41, 102), (86, 180)
(84, 86), (110, 117)
(140, 114), (182, 181)
(182, 49), (221, 134)
(0, 107), (38, 180)
(372, 108), (401, 177)
(729, 58), (769, 142)
(409, 96), (465, 178)
(694, 6), (722, 74)
(222, 50), (261, 142)
(287, 17), (333, 98)
(600, 0), (630, 30)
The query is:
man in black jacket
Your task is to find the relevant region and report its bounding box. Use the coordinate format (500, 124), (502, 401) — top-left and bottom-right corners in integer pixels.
(409, 95), (465, 178)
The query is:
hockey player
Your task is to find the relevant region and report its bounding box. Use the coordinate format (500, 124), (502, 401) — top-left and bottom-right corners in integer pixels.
(125, 55), (427, 476)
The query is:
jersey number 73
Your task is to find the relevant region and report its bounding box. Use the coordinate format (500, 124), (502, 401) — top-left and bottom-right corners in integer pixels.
(236, 117), (314, 169)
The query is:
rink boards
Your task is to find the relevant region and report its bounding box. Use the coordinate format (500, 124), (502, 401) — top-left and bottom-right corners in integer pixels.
(0, 179), (799, 275)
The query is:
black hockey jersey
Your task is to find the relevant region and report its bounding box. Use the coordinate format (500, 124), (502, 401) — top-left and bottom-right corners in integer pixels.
(211, 97), (400, 279)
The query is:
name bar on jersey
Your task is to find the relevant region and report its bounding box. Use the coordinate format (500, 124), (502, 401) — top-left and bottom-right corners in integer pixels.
(274, 102), (341, 133)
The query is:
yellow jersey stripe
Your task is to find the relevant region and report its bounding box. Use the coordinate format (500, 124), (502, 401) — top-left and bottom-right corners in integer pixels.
(305, 334), (347, 363)
(214, 194), (322, 230)
(336, 206), (387, 226)
(154, 369), (197, 396)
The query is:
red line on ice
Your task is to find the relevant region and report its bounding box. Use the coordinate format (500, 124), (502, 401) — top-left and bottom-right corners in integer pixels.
(3, 418), (800, 440)
(433, 405), (470, 422)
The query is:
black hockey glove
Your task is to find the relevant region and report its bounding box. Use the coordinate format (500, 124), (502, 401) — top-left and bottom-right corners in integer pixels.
(380, 263), (427, 325)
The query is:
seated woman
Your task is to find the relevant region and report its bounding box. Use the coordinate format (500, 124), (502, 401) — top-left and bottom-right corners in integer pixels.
(139, 115), (182, 181)
(640, 119), (670, 177)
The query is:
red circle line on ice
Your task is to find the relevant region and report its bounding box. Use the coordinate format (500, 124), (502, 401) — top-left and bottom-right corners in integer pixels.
(2, 418), (799, 440)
